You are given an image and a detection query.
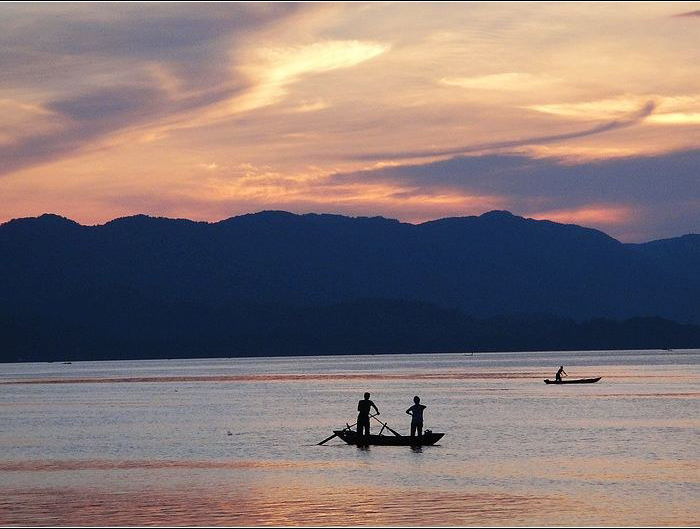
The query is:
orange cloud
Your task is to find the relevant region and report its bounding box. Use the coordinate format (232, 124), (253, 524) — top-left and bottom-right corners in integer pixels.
(1, 2), (699, 241)
(528, 206), (634, 226)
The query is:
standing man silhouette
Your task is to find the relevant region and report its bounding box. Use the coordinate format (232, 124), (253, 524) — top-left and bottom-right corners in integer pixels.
(406, 396), (427, 437)
(357, 392), (379, 437)
(555, 366), (567, 382)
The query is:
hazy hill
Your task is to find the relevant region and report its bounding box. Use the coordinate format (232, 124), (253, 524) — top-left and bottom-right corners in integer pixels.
(1, 210), (699, 361)
(626, 234), (700, 292)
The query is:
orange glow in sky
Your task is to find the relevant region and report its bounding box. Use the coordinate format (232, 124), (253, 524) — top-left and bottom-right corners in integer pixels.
(0, 2), (698, 241)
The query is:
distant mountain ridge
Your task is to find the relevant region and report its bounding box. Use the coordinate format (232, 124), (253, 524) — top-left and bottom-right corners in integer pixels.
(1, 210), (699, 361)
(626, 234), (700, 292)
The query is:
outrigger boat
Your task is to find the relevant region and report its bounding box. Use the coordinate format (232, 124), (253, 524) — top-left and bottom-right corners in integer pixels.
(318, 414), (444, 446)
(544, 377), (601, 384)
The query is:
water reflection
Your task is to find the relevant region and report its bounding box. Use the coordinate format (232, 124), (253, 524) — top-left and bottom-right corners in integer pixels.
(0, 459), (351, 472)
(1, 351), (697, 526)
(3, 455), (695, 526)
(0, 483), (570, 527)
(0, 371), (547, 385)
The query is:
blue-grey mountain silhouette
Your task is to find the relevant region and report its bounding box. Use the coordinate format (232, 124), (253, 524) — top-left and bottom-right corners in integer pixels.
(1, 210), (699, 361)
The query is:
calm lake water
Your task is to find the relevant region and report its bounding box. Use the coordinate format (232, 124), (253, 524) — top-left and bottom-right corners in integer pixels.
(1, 350), (698, 526)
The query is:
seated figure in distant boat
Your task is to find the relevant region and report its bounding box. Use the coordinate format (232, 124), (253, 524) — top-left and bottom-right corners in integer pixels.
(555, 366), (567, 382)
(406, 396), (427, 437)
(357, 392), (379, 437)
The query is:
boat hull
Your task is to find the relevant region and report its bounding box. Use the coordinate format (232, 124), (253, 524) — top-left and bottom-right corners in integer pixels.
(334, 430), (444, 446)
(544, 377), (601, 384)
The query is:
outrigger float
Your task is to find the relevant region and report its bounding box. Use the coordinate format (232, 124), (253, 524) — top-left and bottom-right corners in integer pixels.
(318, 414), (444, 446)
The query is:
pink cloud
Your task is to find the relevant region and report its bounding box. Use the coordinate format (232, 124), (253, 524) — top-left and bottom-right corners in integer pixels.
(528, 206), (635, 226)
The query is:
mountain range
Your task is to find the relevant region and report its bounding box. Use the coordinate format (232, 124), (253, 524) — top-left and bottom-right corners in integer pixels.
(1, 210), (699, 361)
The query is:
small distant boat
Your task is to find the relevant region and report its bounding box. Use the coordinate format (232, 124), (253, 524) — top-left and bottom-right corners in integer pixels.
(544, 377), (601, 384)
(333, 429), (444, 446)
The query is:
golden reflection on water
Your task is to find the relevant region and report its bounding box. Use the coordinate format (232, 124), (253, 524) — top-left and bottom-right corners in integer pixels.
(0, 371), (546, 385)
(2, 367), (696, 386)
(591, 392), (700, 398)
(1, 457), (697, 526)
(2, 355), (698, 526)
(0, 459), (351, 472)
(422, 456), (700, 484)
(0, 482), (566, 527)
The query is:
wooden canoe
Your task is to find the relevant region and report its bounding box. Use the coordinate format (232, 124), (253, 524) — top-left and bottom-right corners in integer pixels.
(333, 429), (444, 446)
(544, 377), (601, 384)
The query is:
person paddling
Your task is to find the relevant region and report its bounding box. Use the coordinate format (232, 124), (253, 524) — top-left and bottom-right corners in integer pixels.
(555, 365), (567, 382)
(406, 396), (427, 437)
(357, 392), (379, 437)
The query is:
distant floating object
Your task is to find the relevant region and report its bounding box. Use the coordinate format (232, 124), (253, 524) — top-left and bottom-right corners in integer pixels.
(227, 430), (233, 436)
(62, 362), (72, 365)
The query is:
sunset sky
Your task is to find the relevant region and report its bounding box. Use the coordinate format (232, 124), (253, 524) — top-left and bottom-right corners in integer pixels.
(1, 2), (699, 241)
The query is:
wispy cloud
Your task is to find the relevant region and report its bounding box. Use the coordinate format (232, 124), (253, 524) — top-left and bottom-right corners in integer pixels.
(527, 94), (700, 123)
(673, 10), (700, 17)
(332, 148), (700, 241)
(229, 40), (388, 114)
(352, 101), (656, 161)
(1, 2), (698, 241)
(0, 3), (320, 176)
(441, 72), (560, 92)
(288, 100), (332, 113)
(647, 113), (700, 124)
(528, 206), (635, 226)
(0, 83), (247, 176)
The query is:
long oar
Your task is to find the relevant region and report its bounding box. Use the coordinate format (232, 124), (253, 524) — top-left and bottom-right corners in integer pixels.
(371, 415), (402, 437)
(317, 413), (379, 445)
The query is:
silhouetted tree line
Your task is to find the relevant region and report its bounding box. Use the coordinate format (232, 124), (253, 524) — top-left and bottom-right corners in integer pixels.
(2, 298), (699, 362)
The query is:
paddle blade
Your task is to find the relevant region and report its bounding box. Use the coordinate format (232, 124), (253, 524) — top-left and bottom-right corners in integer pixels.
(386, 426), (402, 437)
(317, 433), (337, 445)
